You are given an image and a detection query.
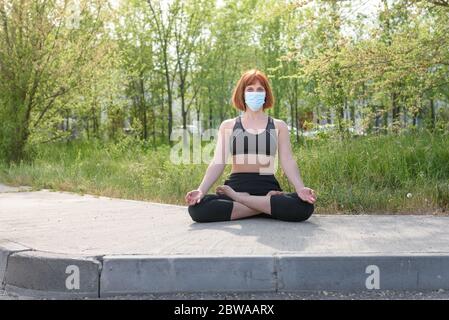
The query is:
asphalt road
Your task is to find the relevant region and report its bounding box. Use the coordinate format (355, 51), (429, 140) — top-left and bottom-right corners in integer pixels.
(1, 289), (449, 300)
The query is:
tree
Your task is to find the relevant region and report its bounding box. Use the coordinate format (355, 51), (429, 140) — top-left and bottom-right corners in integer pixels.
(0, 0), (109, 163)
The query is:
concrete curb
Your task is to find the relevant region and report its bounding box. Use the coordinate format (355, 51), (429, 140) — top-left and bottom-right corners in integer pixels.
(99, 253), (449, 297)
(0, 241), (31, 290)
(100, 255), (276, 297)
(2, 239), (449, 298)
(277, 253), (449, 291)
(1, 245), (101, 298)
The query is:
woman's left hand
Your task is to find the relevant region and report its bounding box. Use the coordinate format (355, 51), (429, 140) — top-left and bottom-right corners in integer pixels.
(296, 187), (317, 204)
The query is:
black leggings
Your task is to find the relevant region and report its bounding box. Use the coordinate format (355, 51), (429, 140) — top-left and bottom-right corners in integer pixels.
(188, 172), (314, 223)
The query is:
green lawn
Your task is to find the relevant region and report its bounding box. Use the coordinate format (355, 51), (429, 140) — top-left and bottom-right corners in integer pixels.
(1, 129), (448, 215)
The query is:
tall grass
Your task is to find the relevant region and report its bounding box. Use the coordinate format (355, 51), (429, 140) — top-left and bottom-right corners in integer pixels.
(1, 129), (448, 214)
(293, 130), (449, 214)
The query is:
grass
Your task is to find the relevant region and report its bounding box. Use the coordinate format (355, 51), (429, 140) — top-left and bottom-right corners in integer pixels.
(1, 129), (448, 215)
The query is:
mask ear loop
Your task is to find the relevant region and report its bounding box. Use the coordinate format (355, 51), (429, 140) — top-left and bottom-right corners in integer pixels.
(243, 92), (247, 112)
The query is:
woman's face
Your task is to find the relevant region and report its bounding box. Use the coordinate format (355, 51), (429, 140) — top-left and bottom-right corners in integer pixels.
(245, 80), (265, 93)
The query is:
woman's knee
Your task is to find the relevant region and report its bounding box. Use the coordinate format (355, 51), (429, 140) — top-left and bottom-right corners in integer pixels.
(187, 195), (233, 223)
(276, 204), (313, 222)
(294, 202), (314, 222)
(188, 204), (208, 222)
(271, 193), (315, 222)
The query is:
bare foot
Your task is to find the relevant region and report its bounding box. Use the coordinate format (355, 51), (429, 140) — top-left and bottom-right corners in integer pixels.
(216, 185), (249, 201)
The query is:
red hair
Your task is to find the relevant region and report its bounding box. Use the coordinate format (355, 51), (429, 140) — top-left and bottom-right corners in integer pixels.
(231, 69), (275, 111)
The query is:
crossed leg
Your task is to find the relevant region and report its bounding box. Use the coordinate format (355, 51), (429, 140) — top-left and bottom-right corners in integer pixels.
(216, 186), (283, 220)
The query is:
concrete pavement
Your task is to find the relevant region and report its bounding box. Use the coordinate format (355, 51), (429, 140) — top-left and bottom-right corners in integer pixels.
(1, 185), (449, 298)
(0, 184), (32, 193)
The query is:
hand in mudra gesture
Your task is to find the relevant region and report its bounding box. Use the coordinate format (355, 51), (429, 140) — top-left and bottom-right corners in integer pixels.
(185, 189), (205, 206)
(296, 187), (317, 204)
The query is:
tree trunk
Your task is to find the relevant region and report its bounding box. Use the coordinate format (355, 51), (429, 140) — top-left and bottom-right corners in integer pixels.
(430, 98), (435, 131)
(294, 102), (299, 144)
(163, 53), (173, 146)
(140, 78), (148, 141)
(392, 92), (400, 132)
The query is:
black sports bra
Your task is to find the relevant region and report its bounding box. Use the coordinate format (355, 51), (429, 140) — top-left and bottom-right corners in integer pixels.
(229, 115), (277, 156)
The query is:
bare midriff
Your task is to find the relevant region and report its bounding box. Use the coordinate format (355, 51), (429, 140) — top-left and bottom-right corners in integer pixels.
(230, 154), (276, 174)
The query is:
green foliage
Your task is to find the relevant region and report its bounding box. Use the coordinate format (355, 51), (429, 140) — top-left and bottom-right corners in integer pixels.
(1, 0), (449, 165)
(0, 0), (112, 163)
(0, 0), (448, 216)
(1, 130), (448, 214)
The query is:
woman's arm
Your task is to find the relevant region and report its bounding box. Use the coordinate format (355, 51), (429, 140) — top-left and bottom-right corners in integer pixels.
(277, 120), (316, 204)
(197, 120), (231, 194)
(277, 120), (305, 192)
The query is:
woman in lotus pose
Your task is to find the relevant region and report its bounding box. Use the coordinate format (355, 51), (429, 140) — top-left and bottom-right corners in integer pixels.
(185, 69), (316, 222)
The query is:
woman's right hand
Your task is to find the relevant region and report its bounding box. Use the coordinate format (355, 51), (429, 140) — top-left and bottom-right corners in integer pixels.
(185, 189), (205, 206)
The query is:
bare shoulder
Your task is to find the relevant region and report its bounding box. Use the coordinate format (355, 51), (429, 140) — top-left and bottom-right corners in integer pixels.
(220, 117), (237, 130)
(217, 117), (237, 137)
(271, 118), (288, 132)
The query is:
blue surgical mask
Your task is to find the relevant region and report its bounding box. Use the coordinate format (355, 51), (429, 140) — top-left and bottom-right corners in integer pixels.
(244, 91), (266, 111)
